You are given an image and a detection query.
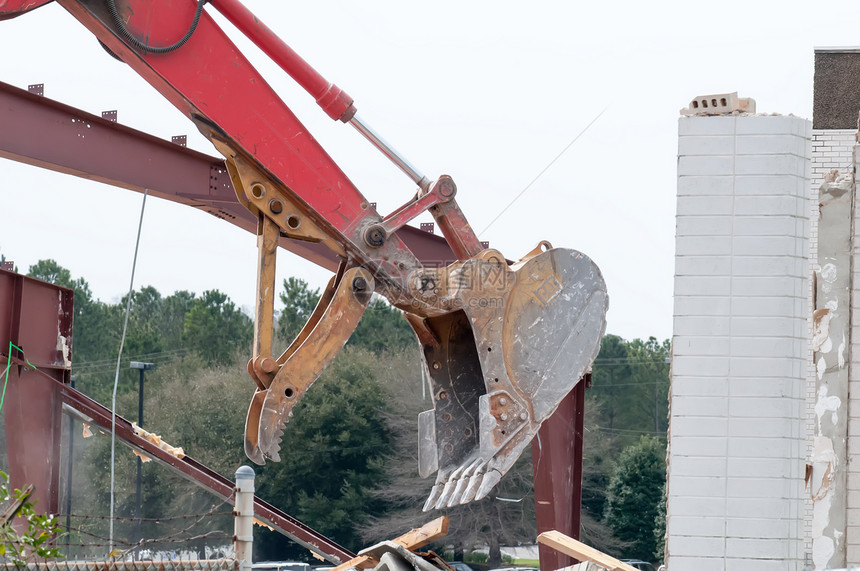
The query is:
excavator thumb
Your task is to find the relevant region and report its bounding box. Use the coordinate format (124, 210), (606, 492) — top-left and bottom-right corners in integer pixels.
(244, 266), (374, 464)
(409, 245), (607, 510)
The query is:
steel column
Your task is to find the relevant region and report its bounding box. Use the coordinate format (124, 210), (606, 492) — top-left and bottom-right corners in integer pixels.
(531, 375), (587, 570)
(0, 268), (73, 519)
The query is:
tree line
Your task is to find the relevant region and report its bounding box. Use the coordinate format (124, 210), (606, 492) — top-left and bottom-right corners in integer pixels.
(0, 258), (669, 565)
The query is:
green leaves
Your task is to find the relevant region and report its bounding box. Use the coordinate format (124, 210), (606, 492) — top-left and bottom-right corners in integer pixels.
(183, 290), (253, 365)
(0, 471), (64, 566)
(603, 436), (666, 562)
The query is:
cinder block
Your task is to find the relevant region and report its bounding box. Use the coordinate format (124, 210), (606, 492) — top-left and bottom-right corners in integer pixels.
(726, 476), (791, 499)
(677, 195), (735, 216)
(666, 515), (726, 537)
(731, 256), (805, 278)
(734, 194), (807, 216)
(728, 356), (801, 378)
(665, 556), (725, 571)
(672, 377), (730, 397)
(676, 216), (733, 236)
(732, 216), (809, 239)
(726, 497), (792, 519)
(726, 537), (790, 559)
(671, 435), (729, 457)
(674, 315), (731, 337)
(674, 356), (730, 376)
(678, 155), (736, 177)
(676, 236), (733, 256)
(678, 174), (735, 196)
(673, 295), (732, 316)
(674, 276), (732, 296)
(735, 135), (808, 157)
(727, 457), (794, 479)
(668, 455), (727, 477)
(673, 335), (731, 356)
(679, 116), (737, 136)
(728, 417), (802, 438)
(724, 557), (796, 571)
(667, 534), (726, 557)
(727, 397), (801, 418)
(736, 155), (807, 177)
(729, 336), (804, 358)
(671, 475), (727, 496)
(668, 496), (728, 517)
(670, 415), (728, 436)
(736, 116), (809, 136)
(727, 517), (791, 540)
(728, 378), (805, 400)
(731, 276), (806, 298)
(678, 135), (736, 156)
(727, 437), (793, 459)
(672, 396), (730, 417)
(675, 255), (733, 276)
(732, 296), (805, 318)
(734, 175), (806, 197)
(733, 236), (805, 258)
(730, 316), (805, 338)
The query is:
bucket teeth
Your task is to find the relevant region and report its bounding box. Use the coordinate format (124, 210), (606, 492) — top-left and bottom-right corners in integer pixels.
(474, 470), (502, 501)
(416, 247), (607, 510)
(422, 482), (445, 512)
(448, 459), (483, 507)
(435, 464), (465, 510)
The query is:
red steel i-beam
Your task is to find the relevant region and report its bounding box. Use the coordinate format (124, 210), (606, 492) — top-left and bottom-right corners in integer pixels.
(0, 80), (459, 271)
(0, 268), (73, 519)
(532, 376), (587, 570)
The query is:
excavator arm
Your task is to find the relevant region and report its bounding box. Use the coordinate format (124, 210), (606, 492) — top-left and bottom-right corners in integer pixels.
(0, 0), (608, 509)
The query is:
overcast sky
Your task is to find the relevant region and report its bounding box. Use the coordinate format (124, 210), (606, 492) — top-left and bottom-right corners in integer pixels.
(1, 1), (858, 343)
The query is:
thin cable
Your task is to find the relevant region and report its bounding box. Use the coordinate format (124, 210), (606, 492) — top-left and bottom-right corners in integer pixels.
(109, 189), (149, 553)
(478, 107), (608, 237)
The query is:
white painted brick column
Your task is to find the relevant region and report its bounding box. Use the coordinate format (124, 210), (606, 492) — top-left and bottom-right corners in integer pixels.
(668, 114), (811, 570)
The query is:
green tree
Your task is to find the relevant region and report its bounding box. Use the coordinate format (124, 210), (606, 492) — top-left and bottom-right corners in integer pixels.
(278, 277), (320, 342)
(183, 290), (253, 365)
(603, 436), (666, 562)
(591, 335), (670, 455)
(349, 298), (415, 353)
(0, 471), (64, 566)
(276, 277), (414, 353)
(653, 482), (666, 562)
(254, 348), (392, 558)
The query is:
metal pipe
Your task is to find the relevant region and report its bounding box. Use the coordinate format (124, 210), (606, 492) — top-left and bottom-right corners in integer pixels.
(234, 466), (255, 571)
(350, 114), (430, 190)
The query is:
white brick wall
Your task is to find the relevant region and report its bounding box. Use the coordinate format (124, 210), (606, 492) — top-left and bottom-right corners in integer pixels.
(669, 114), (811, 570)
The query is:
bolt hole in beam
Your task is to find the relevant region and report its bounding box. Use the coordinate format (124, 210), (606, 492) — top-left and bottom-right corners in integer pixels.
(287, 215), (301, 229)
(251, 183), (265, 199)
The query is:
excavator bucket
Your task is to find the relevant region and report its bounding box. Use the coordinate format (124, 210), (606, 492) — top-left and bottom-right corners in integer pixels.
(410, 246), (607, 510)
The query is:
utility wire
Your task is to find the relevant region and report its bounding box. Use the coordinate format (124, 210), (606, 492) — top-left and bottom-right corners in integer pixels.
(110, 189), (149, 553)
(478, 107), (608, 237)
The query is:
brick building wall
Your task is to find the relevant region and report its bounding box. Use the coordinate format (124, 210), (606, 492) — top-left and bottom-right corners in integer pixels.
(668, 114), (811, 570)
